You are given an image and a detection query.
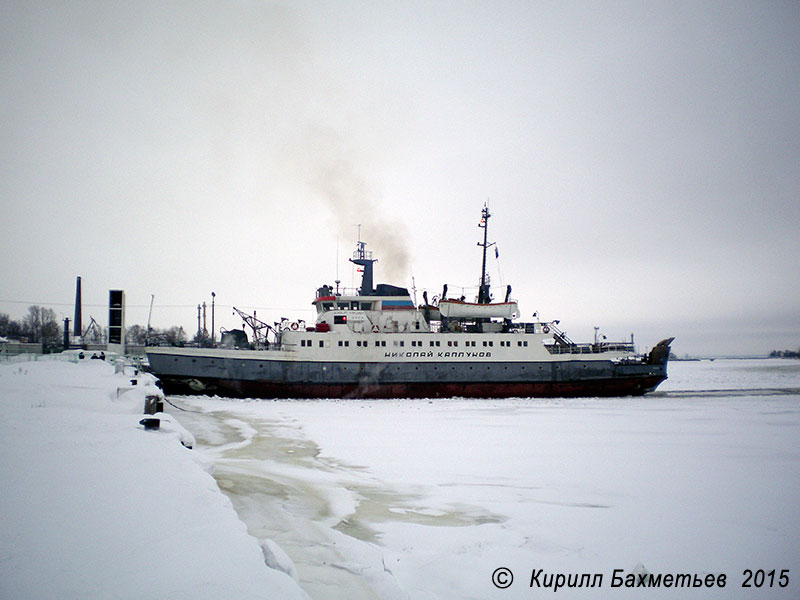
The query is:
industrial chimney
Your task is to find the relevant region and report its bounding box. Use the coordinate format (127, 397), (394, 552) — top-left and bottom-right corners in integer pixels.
(74, 276), (82, 337)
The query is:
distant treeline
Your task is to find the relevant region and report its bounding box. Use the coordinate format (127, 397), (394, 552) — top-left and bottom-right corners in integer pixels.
(1, 306), (190, 348)
(769, 349), (800, 359)
(0, 306), (61, 346)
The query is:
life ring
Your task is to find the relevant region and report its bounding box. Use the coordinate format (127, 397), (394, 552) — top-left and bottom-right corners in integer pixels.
(542, 325), (550, 334)
(371, 325), (379, 333)
(290, 322), (299, 331)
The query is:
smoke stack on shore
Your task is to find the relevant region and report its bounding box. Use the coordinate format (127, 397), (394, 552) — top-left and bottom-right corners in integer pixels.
(74, 276), (82, 337)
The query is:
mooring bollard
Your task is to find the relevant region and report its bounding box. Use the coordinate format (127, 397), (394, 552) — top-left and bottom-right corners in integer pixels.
(139, 417), (160, 430)
(144, 394), (164, 415)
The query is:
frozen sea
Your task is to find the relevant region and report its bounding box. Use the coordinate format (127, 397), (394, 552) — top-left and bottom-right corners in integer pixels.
(167, 358), (800, 599)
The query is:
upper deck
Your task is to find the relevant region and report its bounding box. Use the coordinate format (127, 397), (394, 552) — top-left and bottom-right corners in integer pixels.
(297, 285), (638, 362)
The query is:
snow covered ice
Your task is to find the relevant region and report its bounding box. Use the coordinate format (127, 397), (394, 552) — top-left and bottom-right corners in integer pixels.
(2, 356), (799, 599)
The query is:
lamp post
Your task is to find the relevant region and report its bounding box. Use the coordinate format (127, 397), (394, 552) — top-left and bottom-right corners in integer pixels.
(211, 292), (216, 345)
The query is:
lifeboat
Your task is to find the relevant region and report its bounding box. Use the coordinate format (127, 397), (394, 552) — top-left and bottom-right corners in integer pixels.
(437, 299), (519, 320)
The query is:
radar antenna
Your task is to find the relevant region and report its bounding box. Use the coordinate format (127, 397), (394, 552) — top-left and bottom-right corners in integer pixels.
(350, 237), (377, 296)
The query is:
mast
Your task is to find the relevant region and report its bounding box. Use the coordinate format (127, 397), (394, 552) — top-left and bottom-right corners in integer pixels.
(350, 239), (377, 296)
(477, 203), (495, 304)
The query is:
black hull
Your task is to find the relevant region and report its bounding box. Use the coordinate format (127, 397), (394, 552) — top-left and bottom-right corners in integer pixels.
(148, 346), (670, 400)
(155, 370), (667, 400)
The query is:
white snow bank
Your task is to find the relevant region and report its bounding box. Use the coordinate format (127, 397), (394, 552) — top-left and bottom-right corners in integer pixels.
(260, 538), (300, 581)
(0, 358), (308, 600)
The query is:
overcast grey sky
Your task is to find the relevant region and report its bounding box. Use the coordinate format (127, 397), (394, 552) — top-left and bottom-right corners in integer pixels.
(2, 1), (798, 356)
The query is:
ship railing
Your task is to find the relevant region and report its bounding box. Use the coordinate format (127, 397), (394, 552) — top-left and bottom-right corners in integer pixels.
(545, 342), (635, 355)
(516, 321), (575, 343)
(516, 322), (553, 335)
(316, 286), (362, 298)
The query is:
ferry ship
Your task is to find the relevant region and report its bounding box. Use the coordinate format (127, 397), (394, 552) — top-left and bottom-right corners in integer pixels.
(146, 207), (672, 398)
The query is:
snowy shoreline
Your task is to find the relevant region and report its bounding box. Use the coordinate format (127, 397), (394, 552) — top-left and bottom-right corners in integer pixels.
(0, 357), (308, 600)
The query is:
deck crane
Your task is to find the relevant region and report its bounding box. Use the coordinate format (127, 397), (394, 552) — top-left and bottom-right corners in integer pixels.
(231, 307), (278, 348)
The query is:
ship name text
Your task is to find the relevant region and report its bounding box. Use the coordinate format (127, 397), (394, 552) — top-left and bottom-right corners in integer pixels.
(384, 351), (493, 359)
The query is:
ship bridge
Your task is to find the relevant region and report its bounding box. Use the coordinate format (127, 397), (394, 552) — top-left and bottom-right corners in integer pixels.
(313, 288), (415, 314)
(312, 287), (428, 334)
